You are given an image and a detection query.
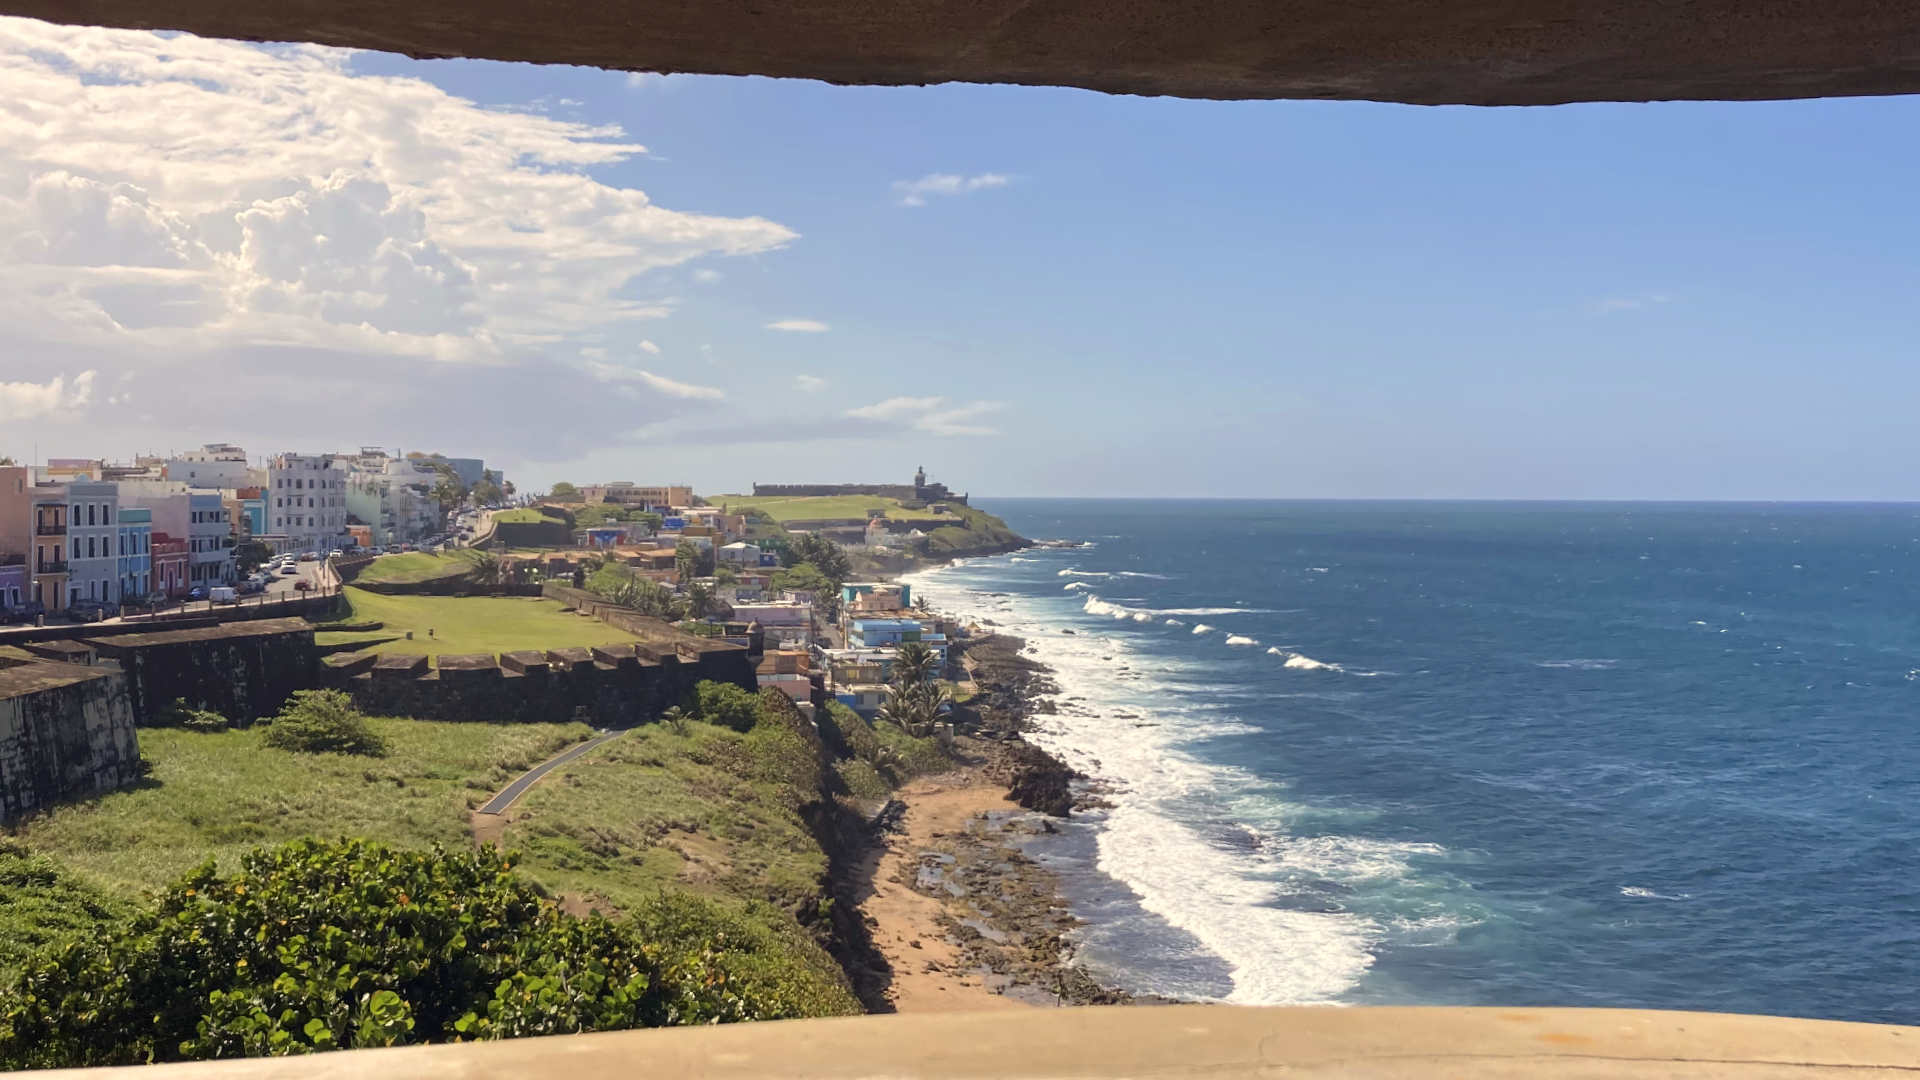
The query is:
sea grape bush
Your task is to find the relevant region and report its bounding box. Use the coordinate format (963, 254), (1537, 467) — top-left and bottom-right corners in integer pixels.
(261, 690), (388, 757)
(0, 838), (838, 1069)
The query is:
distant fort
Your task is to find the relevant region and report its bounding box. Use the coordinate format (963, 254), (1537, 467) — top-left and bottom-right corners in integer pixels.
(752, 466), (968, 506)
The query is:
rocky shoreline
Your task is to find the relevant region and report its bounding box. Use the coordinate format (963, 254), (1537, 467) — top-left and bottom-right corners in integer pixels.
(854, 627), (1140, 1010)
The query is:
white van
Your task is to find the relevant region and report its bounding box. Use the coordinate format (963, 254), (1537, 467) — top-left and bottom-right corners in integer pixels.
(209, 586), (238, 604)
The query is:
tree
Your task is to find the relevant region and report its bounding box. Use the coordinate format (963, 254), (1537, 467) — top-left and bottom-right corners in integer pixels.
(471, 470), (504, 506)
(685, 582), (716, 620)
(787, 532), (850, 583)
(0, 456), (14, 466)
(685, 680), (760, 733)
(232, 539), (273, 575)
(501, 480), (516, 499)
(713, 564), (738, 587)
(548, 481), (581, 502)
(674, 538), (699, 582)
(468, 551), (505, 587)
(261, 690), (386, 757)
(893, 640), (940, 689)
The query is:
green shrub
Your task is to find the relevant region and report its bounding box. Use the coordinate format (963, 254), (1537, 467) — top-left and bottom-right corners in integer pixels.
(0, 843), (130, 978)
(686, 681), (760, 733)
(154, 697), (230, 731)
(261, 690), (387, 757)
(833, 759), (889, 801)
(819, 701), (881, 763)
(0, 838), (849, 1070)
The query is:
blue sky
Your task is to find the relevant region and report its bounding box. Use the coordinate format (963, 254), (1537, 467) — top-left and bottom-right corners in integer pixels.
(3, 20), (1917, 499)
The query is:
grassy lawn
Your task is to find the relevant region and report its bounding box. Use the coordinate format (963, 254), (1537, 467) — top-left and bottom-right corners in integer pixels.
(337, 587), (641, 656)
(499, 721), (826, 916)
(492, 507), (560, 524)
(352, 549), (482, 584)
(7, 719), (592, 900)
(714, 494), (945, 522)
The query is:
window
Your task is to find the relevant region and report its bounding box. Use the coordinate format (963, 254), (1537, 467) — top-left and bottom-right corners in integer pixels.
(71, 537), (78, 558)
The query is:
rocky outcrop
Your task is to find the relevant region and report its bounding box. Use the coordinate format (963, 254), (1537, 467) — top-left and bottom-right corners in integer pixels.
(999, 742), (1076, 818)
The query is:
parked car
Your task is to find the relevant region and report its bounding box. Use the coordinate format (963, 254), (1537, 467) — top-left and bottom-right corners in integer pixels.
(236, 580), (262, 596)
(187, 586), (207, 601)
(0, 601), (45, 625)
(279, 565), (300, 576)
(71, 598), (121, 622)
(294, 580), (312, 592)
(327, 548), (343, 558)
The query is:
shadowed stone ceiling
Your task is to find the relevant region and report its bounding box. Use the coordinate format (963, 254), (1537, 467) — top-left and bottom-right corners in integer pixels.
(6, 0), (1920, 104)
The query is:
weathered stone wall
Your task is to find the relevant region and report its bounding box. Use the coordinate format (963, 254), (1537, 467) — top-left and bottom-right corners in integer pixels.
(324, 640), (754, 726)
(751, 484), (921, 501)
(0, 662), (142, 822)
(87, 618), (320, 727)
(492, 520), (572, 548)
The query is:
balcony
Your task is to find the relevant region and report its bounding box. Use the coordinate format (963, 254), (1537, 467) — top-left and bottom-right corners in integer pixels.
(36, 522), (65, 536)
(0, 552), (23, 568)
(36, 560), (68, 575)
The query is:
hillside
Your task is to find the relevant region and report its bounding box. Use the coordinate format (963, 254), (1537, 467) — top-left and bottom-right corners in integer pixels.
(715, 494), (1028, 563)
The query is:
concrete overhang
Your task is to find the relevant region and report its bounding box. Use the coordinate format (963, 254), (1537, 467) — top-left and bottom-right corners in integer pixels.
(36, 1005), (1920, 1078)
(6, 0), (1920, 105)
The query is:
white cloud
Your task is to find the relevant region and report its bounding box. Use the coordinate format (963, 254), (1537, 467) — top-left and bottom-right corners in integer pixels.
(1592, 293), (1675, 314)
(638, 339), (662, 354)
(625, 72), (689, 91)
(581, 358), (724, 400)
(766, 318), (830, 333)
(843, 395), (1003, 436)
(846, 395), (943, 421)
(0, 370), (95, 420)
(794, 374), (827, 392)
(0, 17), (793, 457)
(692, 268), (723, 284)
(893, 172), (1012, 207)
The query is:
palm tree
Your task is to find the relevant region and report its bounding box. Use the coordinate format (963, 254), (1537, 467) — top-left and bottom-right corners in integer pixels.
(468, 551), (504, 586)
(893, 640), (940, 690)
(686, 582), (715, 620)
(660, 705), (691, 736)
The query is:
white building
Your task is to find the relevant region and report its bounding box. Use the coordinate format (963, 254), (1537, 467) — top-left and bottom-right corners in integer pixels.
(63, 480), (118, 607)
(345, 451), (442, 546)
(116, 481), (236, 589)
(717, 541), (763, 566)
(165, 443), (255, 489)
(268, 453), (351, 553)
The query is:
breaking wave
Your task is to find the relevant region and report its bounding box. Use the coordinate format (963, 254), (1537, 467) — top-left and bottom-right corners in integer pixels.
(1225, 635), (1260, 647)
(1193, 623), (1215, 635)
(1268, 646), (1343, 671)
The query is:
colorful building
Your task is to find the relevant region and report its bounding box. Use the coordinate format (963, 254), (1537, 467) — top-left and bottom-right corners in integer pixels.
(0, 557), (26, 612)
(117, 507), (152, 601)
(151, 532), (189, 597)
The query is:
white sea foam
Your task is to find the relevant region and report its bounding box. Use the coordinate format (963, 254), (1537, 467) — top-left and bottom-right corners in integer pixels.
(1536, 658), (1619, 670)
(1064, 581), (1093, 591)
(1132, 612), (1155, 623)
(1265, 646), (1343, 671)
(1620, 886), (1690, 901)
(1225, 635), (1259, 647)
(1115, 571), (1172, 579)
(897, 552), (1422, 1005)
(1059, 568), (1110, 578)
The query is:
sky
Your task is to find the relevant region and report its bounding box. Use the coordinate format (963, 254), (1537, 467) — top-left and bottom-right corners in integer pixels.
(2, 16), (1918, 500)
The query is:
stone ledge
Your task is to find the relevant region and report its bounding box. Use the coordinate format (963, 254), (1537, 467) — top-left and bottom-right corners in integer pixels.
(29, 1006), (1920, 1078)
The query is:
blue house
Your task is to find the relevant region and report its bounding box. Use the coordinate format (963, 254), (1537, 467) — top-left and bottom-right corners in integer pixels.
(116, 506), (152, 601)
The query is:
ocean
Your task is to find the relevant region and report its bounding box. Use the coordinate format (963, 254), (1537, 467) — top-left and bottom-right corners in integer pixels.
(901, 499), (1920, 1023)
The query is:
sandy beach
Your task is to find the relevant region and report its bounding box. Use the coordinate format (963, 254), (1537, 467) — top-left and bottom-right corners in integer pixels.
(860, 765), (1040, 1011)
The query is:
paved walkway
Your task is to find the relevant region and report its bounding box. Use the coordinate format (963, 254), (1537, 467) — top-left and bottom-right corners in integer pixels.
(476, 729), (626, 815)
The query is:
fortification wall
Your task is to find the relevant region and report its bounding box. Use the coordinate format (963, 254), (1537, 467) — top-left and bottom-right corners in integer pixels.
(0, 662), (142, 822)
(751, 484), (921, 500)
(492, 520), (572, 548)
(325, 640), (753, 726)
(87, 618), (320, 727)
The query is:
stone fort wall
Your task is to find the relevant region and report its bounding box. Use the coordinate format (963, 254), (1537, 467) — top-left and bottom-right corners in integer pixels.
(0, 660), (141, 822)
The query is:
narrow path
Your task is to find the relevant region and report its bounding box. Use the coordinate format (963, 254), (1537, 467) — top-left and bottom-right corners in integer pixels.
(477, 729), (625, 815)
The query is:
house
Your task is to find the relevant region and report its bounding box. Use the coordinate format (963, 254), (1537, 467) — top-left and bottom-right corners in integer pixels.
(822, 647), (900, 688)
(624, 548), (679, 572)
(577, 482), (692, 509)
(849, 617), (946, 662)
(844, 581), (911, 614)
(756, 649), (815, 703)
(718, 541), (762, 566)
(725, 570), (772, 602)
(346, 523), (374, 549)
(832, 683), (891, 717)
(0, 555), (26, 612)
(119, 482), (234, 588)
(729, 600), (813, 648)
(62, 480), (119, 609)
(117, 507), (153, 601)
(151, 532), (189, 597)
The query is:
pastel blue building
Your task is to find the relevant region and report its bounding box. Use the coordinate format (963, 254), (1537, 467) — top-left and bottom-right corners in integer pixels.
(843, 582), (911, 608)
(116, 506), (152, 601)
(239, 495), (267, 536)
(848, 617), (946, 663)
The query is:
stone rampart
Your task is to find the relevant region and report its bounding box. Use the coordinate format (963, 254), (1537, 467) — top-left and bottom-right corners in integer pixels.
(0, 661), (142, 822)
(87, 618), (320, 727)
(325, 638), (752, 726)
